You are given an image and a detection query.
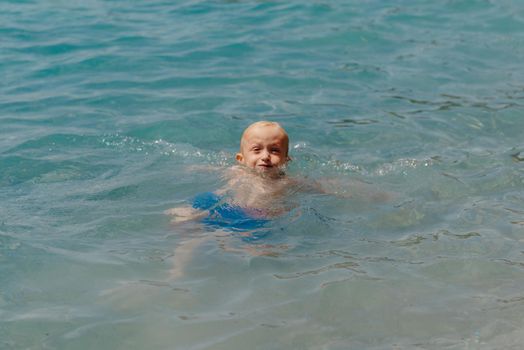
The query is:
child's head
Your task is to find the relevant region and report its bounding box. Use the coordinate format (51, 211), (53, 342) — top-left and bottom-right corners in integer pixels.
(236, 121), (290, 174)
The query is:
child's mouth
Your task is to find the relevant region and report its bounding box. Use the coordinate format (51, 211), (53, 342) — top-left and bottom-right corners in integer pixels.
(257, 164), (273, 170)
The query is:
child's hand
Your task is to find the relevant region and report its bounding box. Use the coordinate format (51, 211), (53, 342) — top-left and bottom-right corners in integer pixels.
(164, 205), (207, 223)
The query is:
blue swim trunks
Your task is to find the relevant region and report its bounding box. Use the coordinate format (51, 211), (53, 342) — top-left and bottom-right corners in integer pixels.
(191, 192), (271, 242)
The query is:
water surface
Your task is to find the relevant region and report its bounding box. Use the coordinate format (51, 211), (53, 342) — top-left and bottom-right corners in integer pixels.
(1, 1), (524, 349)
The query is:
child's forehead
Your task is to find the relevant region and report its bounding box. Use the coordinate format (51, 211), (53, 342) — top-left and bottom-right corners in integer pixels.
(245, 125), (284, 138)
(242, 126), (287, 144)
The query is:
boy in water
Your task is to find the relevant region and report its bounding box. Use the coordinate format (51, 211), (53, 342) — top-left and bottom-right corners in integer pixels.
(166, 121), (390, 277)
(102, 123), (294, 303)
(164, 121), (299, 278)
(104, 122), (390, 302)
(165, 121), (297, 224)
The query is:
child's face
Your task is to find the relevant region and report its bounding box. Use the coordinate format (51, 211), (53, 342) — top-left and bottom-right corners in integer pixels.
(236, 125), (289, 174)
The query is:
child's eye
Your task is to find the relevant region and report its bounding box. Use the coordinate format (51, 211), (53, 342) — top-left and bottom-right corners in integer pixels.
(271, 149), (280, 154)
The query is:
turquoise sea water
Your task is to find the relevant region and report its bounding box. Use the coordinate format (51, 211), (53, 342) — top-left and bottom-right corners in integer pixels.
(1, 0), (524, 348)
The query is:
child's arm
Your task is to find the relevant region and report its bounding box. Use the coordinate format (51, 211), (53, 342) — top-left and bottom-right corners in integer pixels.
(313, 177), (394, 202)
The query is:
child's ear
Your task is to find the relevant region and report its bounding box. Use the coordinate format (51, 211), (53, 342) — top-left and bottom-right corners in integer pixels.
(235, 153), (244, 163)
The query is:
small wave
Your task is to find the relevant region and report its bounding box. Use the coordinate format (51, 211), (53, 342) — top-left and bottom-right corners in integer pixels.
(274, 260), (363, 280)
(326, 118), (379, 127)
(290, 142), (363, 175)
(372, 157), (436, 176)
(99, 134), (232, 166)
(291, 142), (435, 177)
